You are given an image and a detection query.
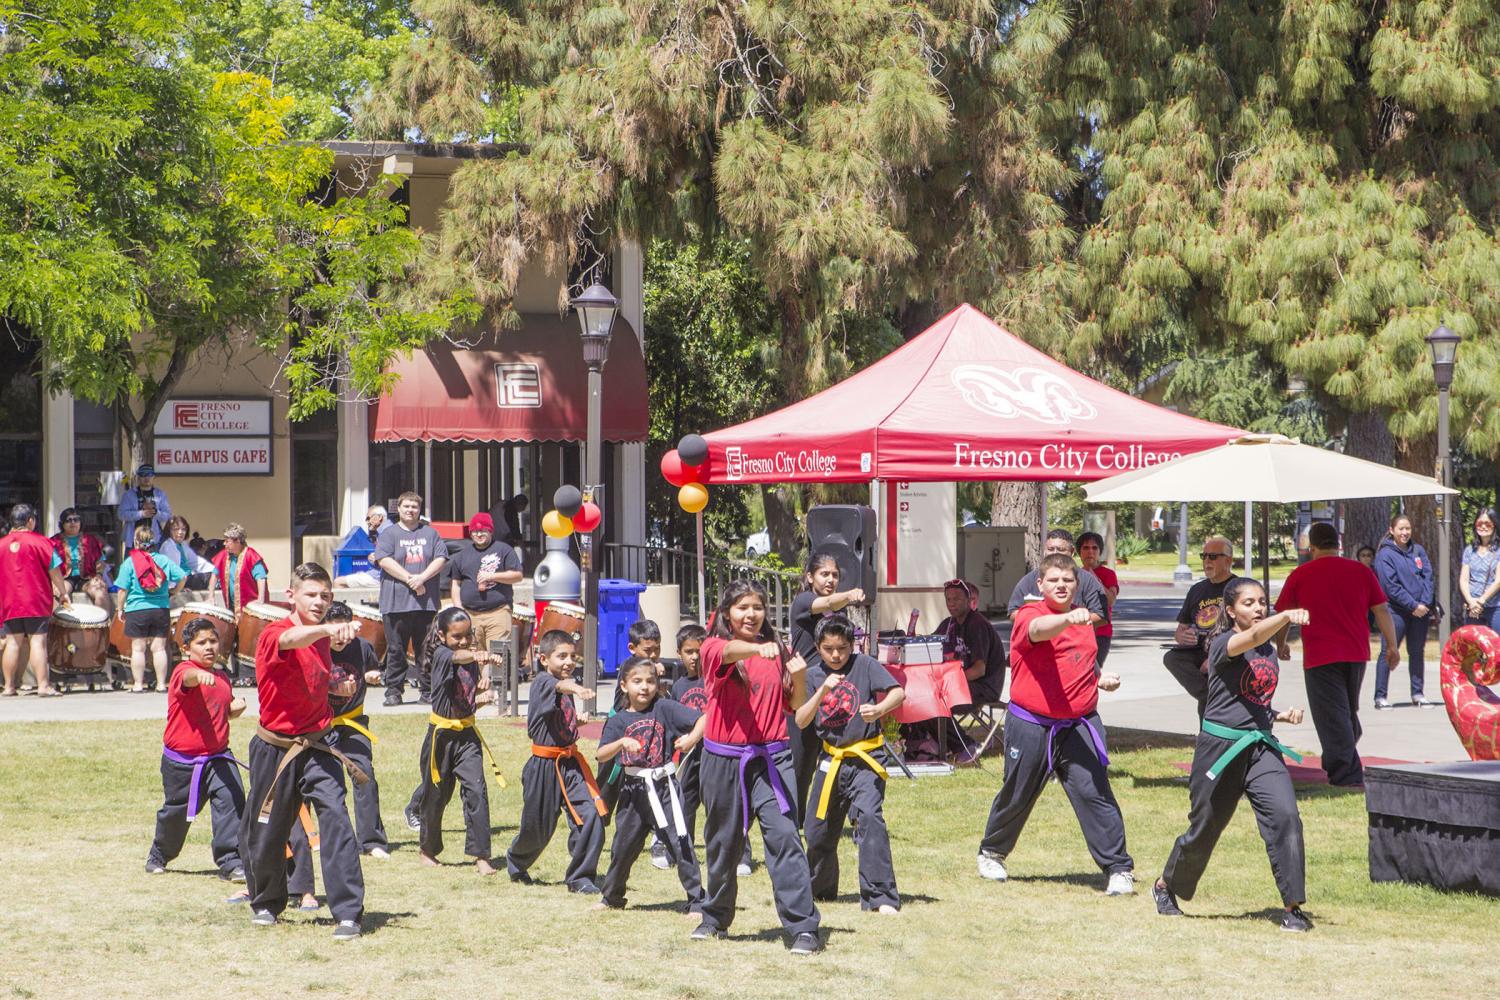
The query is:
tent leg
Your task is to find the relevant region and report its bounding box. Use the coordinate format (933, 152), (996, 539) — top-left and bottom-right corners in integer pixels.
(869, 479), (880, 652)
(1260, 503), (1270, 593)
(1244, 501), (1253, 577)
(696, 510), (706, 625)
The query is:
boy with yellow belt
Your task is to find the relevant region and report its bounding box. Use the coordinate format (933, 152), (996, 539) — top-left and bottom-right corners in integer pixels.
(325, 601), (389, 859)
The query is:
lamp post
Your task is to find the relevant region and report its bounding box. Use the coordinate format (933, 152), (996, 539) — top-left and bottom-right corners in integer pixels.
(1426, 324), (1461, 647)
(571, 283), (619, 695)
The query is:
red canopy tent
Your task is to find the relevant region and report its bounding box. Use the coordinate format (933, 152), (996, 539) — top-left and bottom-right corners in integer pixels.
(700, 303), (1240, 484)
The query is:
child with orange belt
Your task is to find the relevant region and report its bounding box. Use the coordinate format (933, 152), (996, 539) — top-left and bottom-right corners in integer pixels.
(504, 629), (605, 892)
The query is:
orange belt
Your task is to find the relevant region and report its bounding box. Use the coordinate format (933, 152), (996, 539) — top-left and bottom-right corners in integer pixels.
(530, 743), (607, 825)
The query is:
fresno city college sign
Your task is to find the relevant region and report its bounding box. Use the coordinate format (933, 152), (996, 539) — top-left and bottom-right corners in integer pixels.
(154, 399), (272, 436)
(152, 398), (274, 476)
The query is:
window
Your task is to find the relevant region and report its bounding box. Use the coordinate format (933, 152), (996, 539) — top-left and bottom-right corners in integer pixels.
(290, 408), (339, 562)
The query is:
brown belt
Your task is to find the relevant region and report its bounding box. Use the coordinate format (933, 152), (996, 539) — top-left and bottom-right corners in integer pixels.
(254, 724), (370, 824)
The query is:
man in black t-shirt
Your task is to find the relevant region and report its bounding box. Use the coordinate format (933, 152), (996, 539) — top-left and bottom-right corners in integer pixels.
(1163, 535), (1238, 717)
(938, 579), (1004, 703)
(448, 513), (523, 690)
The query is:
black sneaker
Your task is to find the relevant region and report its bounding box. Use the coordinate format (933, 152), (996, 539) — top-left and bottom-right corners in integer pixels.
(509, 869), (534, 885)
(251, 909), (277, 927)
(790, 932), (824, 955)
(1153, 880), (1182, 916)
(403, 805), (421, 831)
(383, 692), (403, 707)
(333, 920), (362, 940)
(145, 861), (165, 875)
(569, 880), (601, 895)
(222, 866), (246, 883)
(650, 840), (670, 870)
(1280, 906), (1313, 932)
(690, 921), (726, 941)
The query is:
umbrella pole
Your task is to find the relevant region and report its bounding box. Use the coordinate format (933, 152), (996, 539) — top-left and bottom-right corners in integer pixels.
(1260, 502), (1270, 593)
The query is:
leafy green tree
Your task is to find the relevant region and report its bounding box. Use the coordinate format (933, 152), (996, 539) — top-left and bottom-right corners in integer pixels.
(0, 0), (473, 463)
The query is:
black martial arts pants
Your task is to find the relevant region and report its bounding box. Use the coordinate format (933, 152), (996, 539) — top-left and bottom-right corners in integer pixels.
(788, 712), (821, 825)
(1162, 647), (1208, 718)
(979, 707), (1132, 875)
(505, 755), (604, 889)
(1162, 736), (1306, 906)
(600, 778), (705, 910)
(1304, 661), (1365, 787)
(288, 816), (316, 897)
(679, 752), (753, 868)
(148, 755), (246, 875)
(699, 746), (820, 937)
(382, 610), (434, 697)
(335, 725), (387, 852)
(417, 727), (492, 860)
(240, 735), (365, 922)
(805, 758), (898, 910)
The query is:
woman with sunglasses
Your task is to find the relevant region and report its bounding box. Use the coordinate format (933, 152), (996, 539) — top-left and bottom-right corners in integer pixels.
(50, 508), (106, 597)
(1460, 508), (1500, 632)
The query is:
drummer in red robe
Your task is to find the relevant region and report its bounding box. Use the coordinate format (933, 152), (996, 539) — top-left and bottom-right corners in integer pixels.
(212, 523), (269, 682)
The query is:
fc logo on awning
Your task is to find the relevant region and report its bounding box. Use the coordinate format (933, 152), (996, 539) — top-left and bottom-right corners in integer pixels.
(495, 363), (542, 408)
(951, 365), (1097, 426)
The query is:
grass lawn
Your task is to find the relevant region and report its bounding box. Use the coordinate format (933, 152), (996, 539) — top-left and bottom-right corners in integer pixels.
(1116, 550), (1298, 583)
(2, 717), (1496, 999)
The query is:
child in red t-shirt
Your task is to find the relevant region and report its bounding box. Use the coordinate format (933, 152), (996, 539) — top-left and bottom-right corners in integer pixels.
(977, 554), (1134, 896)
(146, 618), (248, 888)
(693, 580), (823, 956)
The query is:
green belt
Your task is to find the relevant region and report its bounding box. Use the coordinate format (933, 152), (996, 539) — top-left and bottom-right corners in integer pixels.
(1201, 720), (1302, 781)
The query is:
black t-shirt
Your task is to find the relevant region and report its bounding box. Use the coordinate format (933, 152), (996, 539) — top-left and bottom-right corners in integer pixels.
(671, 674), (708, 713)
(935, 611), (1003, 692)
(599, 699), (702, 770)
(329, 637), (377, 716)
(804, 653), (899, 752)
(429, 645), (481, 719)
(789, 590), (822, 666)
(1178, 577), (1239, 649)
(528, 669), (578, 747)
(1204, 631), (1279, 730)
(1007, 568), (1108, 618)
(449, 539), (522, 612)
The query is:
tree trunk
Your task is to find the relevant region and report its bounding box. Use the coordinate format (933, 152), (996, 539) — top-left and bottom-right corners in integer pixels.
(1344, 408), (1395, 553)
(991, 481), (1044, 566)
(761, 483), (803, 564)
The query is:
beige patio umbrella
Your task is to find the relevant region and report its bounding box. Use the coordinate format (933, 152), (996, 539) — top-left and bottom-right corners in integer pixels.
(1084, 434), (1458, 587)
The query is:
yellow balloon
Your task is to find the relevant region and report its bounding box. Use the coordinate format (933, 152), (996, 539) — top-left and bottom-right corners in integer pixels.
(678, 483), (709, 513)
(542, 510), (574, 538)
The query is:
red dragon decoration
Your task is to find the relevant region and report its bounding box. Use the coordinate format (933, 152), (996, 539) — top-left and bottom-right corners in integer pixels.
(1440, 625), (1500, 760)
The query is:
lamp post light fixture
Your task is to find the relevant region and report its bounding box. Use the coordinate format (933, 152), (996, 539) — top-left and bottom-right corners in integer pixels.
(1426, 323), (1461, 647)
(571, 282), (619, 695)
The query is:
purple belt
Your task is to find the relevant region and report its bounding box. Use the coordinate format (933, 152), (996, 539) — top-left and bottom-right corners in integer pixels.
(703, 738), (792, 833)
(163, 747), (244, 822)
(1007, 704), (1109, 773)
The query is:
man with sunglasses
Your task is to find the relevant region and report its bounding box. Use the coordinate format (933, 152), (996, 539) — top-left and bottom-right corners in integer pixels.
(1162, 535), (1238, 717)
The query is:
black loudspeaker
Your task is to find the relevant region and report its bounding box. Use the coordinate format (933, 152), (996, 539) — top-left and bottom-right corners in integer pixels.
(805, 505), (878, 599)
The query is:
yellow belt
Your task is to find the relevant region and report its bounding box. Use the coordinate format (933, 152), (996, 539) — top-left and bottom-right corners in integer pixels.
(331, 704), (375, 744)
(428, 712), (507, 789)
(816, 735), (889, 821)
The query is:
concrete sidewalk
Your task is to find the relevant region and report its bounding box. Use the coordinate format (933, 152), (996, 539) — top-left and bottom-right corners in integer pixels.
(0, 586), (1473, 765)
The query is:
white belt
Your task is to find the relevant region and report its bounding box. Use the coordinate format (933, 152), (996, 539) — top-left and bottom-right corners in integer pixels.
(622, 762), (687, 839)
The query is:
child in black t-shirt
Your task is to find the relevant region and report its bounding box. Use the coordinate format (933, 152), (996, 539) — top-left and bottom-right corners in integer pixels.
(594, 659), (707, 912)
(325, 602), (388, 858)
(416, 607), (501, 875)
(1156, 578), (1313, 932)
(794, 615), (905, 913)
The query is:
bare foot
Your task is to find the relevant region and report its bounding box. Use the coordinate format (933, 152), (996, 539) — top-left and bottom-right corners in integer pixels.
(419, 852), (441, 868)
(877, 904), (900, 915)
(475, 858), (498, 876)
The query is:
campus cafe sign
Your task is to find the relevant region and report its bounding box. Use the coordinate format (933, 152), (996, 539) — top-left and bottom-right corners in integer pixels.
(151, 398), (273, 475)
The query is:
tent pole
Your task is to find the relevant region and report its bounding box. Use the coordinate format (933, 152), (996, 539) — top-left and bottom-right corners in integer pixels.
(1260, 502), (1270, 593)
(696, 509), (706, 625)
(869, 479), (880, 651)
(1244, 501), (1253, 577)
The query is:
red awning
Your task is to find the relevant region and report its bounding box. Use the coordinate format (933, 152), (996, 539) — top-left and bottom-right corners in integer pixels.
(702, 303), (1242, 483)
(371, 312), (649, 443)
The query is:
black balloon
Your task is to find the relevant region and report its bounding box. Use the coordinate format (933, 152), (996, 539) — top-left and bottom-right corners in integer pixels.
(678, 433), (709, 467)
(553, 484), (583, 518)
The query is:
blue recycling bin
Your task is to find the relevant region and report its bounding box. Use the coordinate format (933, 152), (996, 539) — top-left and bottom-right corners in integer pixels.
(333, 526), (380, 581)
(598, 578), (648, 678)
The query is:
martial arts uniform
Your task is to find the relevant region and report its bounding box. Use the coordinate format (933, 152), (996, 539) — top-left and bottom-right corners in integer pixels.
(148, 660), (246, 876)
(672, 674), (752, 869)
(239, 617), (367, 923)
(330, 638), (387, 853)
(417, 645), (501, 861)
(1161, 632), (1306, 906)
(802, 652), (902, 910)
(598, 698), (706, 910)
(696, 637), (820, 939)
(787, 590), (829, 821)
(505, 669), (606, 889)
(978, 603), (1132, 877)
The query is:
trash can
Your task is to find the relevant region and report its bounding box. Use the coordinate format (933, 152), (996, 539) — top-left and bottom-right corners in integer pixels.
(333, 526), (379, 581)
(597, 579), (647, 678)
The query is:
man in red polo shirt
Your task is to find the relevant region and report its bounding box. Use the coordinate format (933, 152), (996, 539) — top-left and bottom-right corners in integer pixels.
(1276, 522), (1398, 787)
(239, 562), (367, 939)
(1, 504), (68, 697)
(978, 553), (1133, 896)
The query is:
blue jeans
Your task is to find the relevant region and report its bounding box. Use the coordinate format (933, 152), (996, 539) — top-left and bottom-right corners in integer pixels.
(1375, 606), (1428, 701)
(1465, 603), (1500, 632)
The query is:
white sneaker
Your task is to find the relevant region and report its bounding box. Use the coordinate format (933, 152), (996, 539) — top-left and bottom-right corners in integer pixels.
(1374, 698), (1393, 710)
(976, 851), (1007, 881)
(365, 847), (391, 860)
(1106, 870), (1136, 896)
(735, 862), (752, 877)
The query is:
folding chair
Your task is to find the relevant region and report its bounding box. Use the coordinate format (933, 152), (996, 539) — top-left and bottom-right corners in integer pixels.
(950, 621), (1009, 763)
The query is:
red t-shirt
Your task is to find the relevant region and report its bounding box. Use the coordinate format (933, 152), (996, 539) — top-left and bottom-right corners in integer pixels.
(1088, 565), (1119, 637)
(699, 636), (790, 744)
(1008, 602), (1100, 718)
(0, 530), (60, 620)
(1276, 556), (1387, 669)
(163, 662), (234, 755)
(255, 615), (333, 735)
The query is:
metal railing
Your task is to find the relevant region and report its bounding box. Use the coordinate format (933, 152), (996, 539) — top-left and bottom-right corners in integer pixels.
(601, 542), (803, 627)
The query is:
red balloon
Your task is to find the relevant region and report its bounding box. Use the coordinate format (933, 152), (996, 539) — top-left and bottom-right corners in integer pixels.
(573, 500), (603, 533)
(660, 449), (702, 487)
